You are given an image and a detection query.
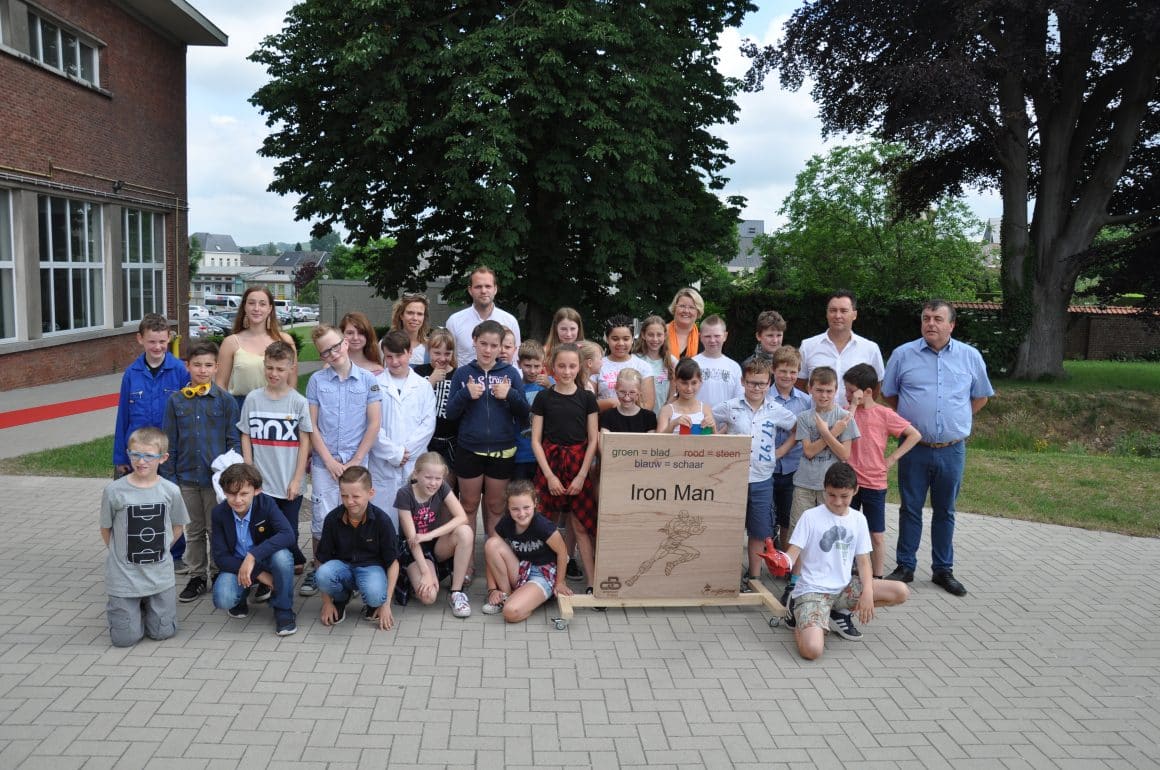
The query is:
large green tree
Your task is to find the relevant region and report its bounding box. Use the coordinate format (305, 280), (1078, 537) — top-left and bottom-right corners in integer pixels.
(250, 1), (751, 335)
(759, 143), (983, 303)
(744, 0), (1160, 378)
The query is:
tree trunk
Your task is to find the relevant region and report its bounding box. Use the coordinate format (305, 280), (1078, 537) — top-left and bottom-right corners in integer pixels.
(1011, 271), (1070, 379)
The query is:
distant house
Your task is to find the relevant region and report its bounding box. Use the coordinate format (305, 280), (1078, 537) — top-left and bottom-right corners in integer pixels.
(0, 1), (226, 390)
(727, 219), (764, 273)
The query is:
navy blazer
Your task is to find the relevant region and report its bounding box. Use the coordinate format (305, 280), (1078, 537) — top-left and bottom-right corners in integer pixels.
(211, 492), (295, 575)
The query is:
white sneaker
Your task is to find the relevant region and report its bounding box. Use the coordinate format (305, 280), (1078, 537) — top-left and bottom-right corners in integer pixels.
(449, 590), (471, 618)
(482, 591), (507, 615)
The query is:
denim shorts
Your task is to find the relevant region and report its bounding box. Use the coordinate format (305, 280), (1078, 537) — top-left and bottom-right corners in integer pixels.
(516, 561), (556, 599)
(852, 487), (887, 533)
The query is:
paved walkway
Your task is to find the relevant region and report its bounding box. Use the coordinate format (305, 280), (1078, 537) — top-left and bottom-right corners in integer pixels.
(0, 471), (1157, 768)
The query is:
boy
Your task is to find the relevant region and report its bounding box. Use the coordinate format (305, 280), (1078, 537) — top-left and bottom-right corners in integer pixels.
(239, 340), (312, 574)
(843, 363), (921, 578)
(162, 340), (241, 603)
(767, 346), (812, 551)
(210, 463), (298, 636)
(369, 331), (436, 526)
(303, 324), (382, 596)
(316, 466), (400, 630)
(781, 462), (909, 660)
(693, 315), (743, 408)
(712, 358), (797, 591)
(751, 310), (787, 364)
(513, 340), (547, 480)
(100, 427), (189, 647)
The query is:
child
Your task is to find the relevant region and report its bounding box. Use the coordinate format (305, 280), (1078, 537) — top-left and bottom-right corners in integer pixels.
(482, 480), (573, 622)
(530, 343), (600, 593)
(238, 340), (312, 574)
(712, 357), (797, 591)
(395, 452), (474, 617)
(513, 340), (547, 480)
(631, 315), (675, 415)
(209, 463), (298, 636)
(113, 314), (188, 478)
(302, 324), (382, 596)
(781, 462), (909, 659)
(577, 340), (604, 395)
(340, 311), (384, 376)
(842, 363), (921, 578)
(315, 466), (399, 630)
(162, 340), (242, 604)
(499, 326), (519, 366)
(768, 346), (812, 550)
(599, 368), (658, 433)
(597, 314), (656, 412)
(544, 307), (585, 356)
(692, 315), (743, 408)
(444, 319), (530, 578)
(752, 310), (787, 363)
(100, 427), (188, 647)
(657, 358), (716, 434)
(412, 328), (459, 487)
(369, 331), (436, 528)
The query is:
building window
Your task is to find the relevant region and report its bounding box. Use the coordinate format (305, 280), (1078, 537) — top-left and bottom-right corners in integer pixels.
(38, 195), (103, 333)
(122, 209), (165, 322)
(0, 191), (14, 340)
(26, 10), (99, 86)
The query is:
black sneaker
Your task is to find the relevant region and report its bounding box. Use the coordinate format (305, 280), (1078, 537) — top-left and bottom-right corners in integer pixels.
(178, 576), (207, 603)
(828, 610), (863, 640)
(566, 558), (584, 582)
(275, 615), (297, 637)
(740, 573), (756, 594)
(932, 570), (968, 596)
(330, 602), (347, 625)
(362, 604), (379, 622)
(253, 584), (272, 603)
(885, 565), (915, 583)
(585, 586), (606, 612)
(784, 596), (797, 629)
(779, 583), (793, 608)
(227, 598), (249, 619)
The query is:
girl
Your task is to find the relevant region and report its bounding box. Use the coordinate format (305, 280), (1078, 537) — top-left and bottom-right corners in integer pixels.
(444, 319), (529, 581)
(599, 368), (658, 433)
(632, 315), (676, 415)
(390, 293), (431, 365)
(216, 286), (297, 408)
(394, 452), (475, 618)
(530, 343), (600, 594)
(657, 358), (717, 434)
(597, 315), (656, 412)
(577, 340), (603, 396)
(483, 480), (572, 622)
(411, 328), (459, 488)
(544, 307), (585, 355)
(340, 311), (383, 375)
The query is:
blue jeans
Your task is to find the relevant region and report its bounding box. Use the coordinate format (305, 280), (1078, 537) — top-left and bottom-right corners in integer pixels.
(772, 472), (795, 532)
(315, 561), (388, 608)
(272, 496), (306, 566)
(896, 442), (966, 572)
(213, 548), (295, 619)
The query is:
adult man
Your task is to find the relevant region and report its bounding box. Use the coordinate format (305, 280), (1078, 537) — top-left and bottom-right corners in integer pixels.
(445, 266), (521, 364)
(880, 300), (993, 596)
(796, 290), (884, 405)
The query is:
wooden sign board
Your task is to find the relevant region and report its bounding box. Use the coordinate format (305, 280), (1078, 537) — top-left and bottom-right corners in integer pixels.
(594, 433), (750, 601)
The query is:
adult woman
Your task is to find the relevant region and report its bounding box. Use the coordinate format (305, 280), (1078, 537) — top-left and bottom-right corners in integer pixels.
(216, 286), (296, 407)
(340, 311), (384, 375)
(666, 287), (705, 360)
(390, 293), (431, 365)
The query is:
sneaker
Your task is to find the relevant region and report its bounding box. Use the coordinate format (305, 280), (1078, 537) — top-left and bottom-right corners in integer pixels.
(885, 565), (915, 583)
(362, 604), (380, 623)
(585, 586), (606, 612)
(178, 576), (207, 603)
(173, 558), (190, 575)
(253, 584), (272, 603)
(228, 598), (249, 619)
(740, 572), (756, 594)
(449, 590), (471, 618)
(784, 596), (797, 629)
(329, 602), (347, 625)
(828, 610), (863, 640)
(299, 570), (318, 596)
(779, 582), (793, 608)
(566, 559), (584, 582)
(482, 590), (507, 615)
(275, 616), (298, 636)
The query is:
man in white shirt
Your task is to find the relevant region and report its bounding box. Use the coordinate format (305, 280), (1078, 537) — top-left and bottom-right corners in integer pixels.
(445, 265), (521, 364)
(796, 290), (884, 405)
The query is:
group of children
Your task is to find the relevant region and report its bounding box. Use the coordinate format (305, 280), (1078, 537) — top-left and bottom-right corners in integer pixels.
(103, 299), (916, 659)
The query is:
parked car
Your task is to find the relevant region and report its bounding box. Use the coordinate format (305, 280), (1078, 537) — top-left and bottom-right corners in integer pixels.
(188, 319), (211, 338)
(189, 304), (210, 319)
(203, 314), (234, 334)
(294, 305), (319, 321)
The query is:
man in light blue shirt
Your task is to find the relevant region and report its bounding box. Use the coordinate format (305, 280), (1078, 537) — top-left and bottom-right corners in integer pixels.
(881, 300), (993, 596)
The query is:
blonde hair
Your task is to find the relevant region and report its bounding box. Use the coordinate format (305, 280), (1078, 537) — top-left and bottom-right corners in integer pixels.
(411, 451), (447, 480)
(426, 327), (458, 368)
(632, 314), (675, 384)
(616, 368), (643, 388)
(667, 287), (705, 318)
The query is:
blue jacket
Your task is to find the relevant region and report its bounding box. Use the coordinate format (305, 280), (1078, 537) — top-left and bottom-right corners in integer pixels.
(161, 383), (241, 486)
(444, 360), (529, 453)
(113, 352), (188, 466)
(211, 492), (295, 576)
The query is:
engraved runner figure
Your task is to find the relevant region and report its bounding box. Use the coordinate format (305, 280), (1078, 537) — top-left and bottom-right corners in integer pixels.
(625, 510), (706, 586)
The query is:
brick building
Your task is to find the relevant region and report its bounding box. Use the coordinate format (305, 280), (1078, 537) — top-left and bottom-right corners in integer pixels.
(0, 0), (225, 391)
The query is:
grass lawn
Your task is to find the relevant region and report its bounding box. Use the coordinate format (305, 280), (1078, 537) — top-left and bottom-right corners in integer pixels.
(1000, 359), (1160, 392)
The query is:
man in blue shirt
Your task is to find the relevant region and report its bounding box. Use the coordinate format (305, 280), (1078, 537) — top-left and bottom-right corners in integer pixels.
(881, 301), (993, 596)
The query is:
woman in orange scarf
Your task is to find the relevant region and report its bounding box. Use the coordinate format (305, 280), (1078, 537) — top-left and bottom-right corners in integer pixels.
(666, 287), (704, 359)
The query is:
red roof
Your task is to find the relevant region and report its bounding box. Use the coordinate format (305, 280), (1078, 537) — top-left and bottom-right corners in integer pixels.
(953, 302), (1147, 316)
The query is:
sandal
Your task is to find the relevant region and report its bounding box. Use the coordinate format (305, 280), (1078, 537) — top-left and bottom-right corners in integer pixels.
(462, 568), (475, 589)
(482, 588), (507, 615)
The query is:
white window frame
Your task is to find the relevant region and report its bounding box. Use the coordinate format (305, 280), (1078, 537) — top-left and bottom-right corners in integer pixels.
(122, 208), (165, 323)
(38, 195), (104, 334)
(0, 190), (15, 341)
(26, 9), (100, 86)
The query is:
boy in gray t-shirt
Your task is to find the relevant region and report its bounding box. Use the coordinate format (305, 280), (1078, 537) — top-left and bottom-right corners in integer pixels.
(100, 427), (189, 647)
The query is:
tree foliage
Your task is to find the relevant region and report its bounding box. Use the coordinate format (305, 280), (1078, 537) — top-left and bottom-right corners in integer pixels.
(758, 143), (983, 303)
(293, 260), (321, 304)
(250, 0), (752, 334)
(743, 0), (1160, 378)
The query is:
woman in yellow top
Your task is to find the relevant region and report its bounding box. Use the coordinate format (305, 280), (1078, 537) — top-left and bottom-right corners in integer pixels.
(216, 286), (297, 407)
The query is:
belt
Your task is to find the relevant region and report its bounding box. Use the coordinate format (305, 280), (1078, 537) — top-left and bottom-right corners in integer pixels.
(919, 439), (964, 449)
(473, 447), (517, 459)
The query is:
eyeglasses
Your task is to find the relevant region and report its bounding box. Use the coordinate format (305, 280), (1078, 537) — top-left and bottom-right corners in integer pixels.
(128, 451), (164, 462)
(743, 380), (771, 388)
(319, 340), (346, 359)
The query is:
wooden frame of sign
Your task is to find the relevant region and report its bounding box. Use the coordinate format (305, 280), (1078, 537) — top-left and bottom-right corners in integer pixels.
(554, 433), (785, 626)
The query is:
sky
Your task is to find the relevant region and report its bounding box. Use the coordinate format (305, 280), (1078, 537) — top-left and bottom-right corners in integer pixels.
(185, 1), (1000, 247)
